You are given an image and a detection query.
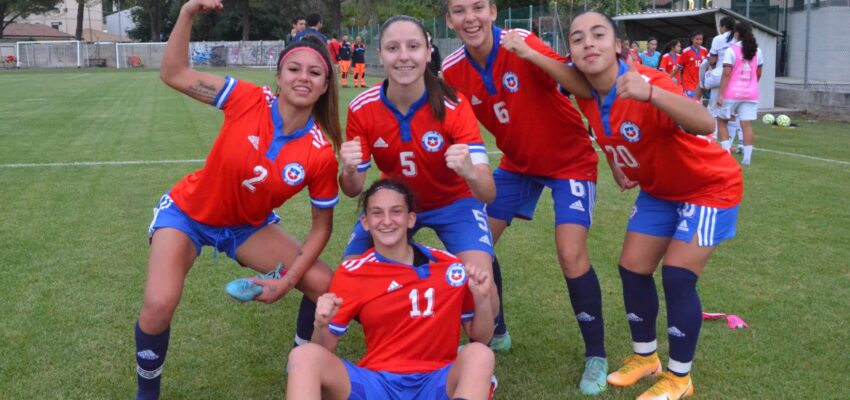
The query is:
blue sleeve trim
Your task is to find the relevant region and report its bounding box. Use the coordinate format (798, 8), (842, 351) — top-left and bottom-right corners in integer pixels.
(356, 161), (371, 172)
(213, 76), (237, 110)
(311, 196), (339, 208)
(329, 322), (348, 336)
(461, 311), (475, 322)
(467, 143), (487, 153)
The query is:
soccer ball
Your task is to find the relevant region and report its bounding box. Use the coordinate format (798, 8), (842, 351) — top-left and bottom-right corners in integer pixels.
(761, 113), (775, 125)
(776, 114), (791, 127)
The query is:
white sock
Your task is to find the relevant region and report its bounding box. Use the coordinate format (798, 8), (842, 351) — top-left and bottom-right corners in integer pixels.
(720, 139), (732, 151)
(736, 127), (744, 145)
(743, 145), (753, 162)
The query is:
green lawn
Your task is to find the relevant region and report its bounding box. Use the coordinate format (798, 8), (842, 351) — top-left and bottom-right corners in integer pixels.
(1, 68), (848, 399)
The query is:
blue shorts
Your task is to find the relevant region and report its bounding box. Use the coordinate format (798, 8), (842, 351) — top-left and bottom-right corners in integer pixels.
(343, 360), (453, 400)
(487, 168), (596, 228)
(343, 197), (493, 258)
(627, 191), (739, 247)
(147, 194), (280, 260)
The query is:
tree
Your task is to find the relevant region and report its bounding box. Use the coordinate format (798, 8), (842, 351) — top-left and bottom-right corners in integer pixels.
(0, 0), (62, 39)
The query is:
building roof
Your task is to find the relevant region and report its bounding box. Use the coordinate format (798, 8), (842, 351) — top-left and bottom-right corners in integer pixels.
(83, 28), (130, 42)
(614, 7), (783, 39)
(2, 23), (74, 40)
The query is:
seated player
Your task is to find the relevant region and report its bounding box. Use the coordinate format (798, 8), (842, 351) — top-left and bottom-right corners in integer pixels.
(286, 179), (496, 400)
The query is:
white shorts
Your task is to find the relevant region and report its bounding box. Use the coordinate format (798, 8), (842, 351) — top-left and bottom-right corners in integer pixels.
(717, 100), (758, 121)
(708, 88), (721, 117)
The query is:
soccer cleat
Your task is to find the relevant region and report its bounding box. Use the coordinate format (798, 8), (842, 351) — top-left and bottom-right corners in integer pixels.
(225, 263), (285, 302)
(636, 371), (694, 400)
(579, 356), (608, 395)
(489, 331), (512, 353)
(607, 353), (662, 387)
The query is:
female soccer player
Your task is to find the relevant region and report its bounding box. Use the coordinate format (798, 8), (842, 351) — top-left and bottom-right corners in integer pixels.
(659, 39), (682, 85)
(639, 36), (661, 69)
(503, 10), (743, 399)
(134, 0), (341, 398)
(352, 36), (367, 87)
(339, 15), (498, 315)
(286, 179), (496, 400)
(717, 21), (763, 165)
(442, 0), (608, 394)
(673, 31), (708, 98)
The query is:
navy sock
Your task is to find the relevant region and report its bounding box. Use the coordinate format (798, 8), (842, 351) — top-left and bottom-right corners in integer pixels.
(294, 296), (316, 346)
(565, 266), (606, 358)
(662, 265), (702, 376)
(619, 265), (659, 355)
(492, 256), (508, 336)
(135, 321), (170, 400)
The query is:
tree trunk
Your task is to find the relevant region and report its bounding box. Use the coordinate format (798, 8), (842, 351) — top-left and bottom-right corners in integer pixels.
(149, 0), (162, 41)
(75, 0), (85, 40)
(329, 0), (341, 35)
(241, 0), (250, 41)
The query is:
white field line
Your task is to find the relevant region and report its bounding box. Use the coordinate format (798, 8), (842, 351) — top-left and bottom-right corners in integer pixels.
(1, 148), (847, 168)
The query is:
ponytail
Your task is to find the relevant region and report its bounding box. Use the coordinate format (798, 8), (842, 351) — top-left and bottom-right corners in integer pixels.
(424, 69), (458, 121)
(735, 22), (757, 61)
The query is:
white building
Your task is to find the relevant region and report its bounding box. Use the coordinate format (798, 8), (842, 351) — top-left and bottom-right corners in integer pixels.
(105, 6), (138, 39)
(19, 0), (103, 37)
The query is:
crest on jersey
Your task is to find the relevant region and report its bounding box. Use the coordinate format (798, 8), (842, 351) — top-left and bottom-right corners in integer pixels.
(282, 162), (306, 186)
(619, 121), (642, 142)
(445, 263), (468, 287)
(421, 131), (445, 153)
(502, 71), (520, 93)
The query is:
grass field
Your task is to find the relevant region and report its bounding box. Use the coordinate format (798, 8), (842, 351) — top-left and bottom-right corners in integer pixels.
(1, 68), (849, 399)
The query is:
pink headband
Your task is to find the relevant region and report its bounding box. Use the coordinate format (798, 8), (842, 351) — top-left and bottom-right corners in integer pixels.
(279, 47), (329, 76)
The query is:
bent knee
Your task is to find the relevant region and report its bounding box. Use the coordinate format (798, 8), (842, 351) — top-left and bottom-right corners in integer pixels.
(287, 343), (328, 372)
(460, 342), (495, 369)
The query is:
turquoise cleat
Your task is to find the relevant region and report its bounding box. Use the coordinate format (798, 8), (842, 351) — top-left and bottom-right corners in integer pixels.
(225, 263), (285, 302)
(579, 356), (608, 396)
(489, 331), (512, 353)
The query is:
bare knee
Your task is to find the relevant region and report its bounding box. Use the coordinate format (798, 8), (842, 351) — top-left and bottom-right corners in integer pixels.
(287, 343), (327, 374)
(139, 295), (179, 333)
(557, 247), (589, 277)
(458, 342), (495, 372)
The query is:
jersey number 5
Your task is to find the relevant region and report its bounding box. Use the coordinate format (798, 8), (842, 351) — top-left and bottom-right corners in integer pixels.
(400, 151), (417, 177)
(409, 288), (435, 317)
(242, 165), (268, 192)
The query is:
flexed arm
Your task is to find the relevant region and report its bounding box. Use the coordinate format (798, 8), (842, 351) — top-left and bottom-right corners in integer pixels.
(160, 0), (226, 104)
(501, 30), (593, 99)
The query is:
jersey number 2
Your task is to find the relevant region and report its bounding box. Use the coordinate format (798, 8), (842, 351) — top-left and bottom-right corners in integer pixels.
(242, 165), (268, 192)
(409, 288), (435, 317)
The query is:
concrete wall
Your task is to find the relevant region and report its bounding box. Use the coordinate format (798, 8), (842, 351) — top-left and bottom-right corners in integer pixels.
(776, 86), (850, 121)
(786, 7), (850, 83)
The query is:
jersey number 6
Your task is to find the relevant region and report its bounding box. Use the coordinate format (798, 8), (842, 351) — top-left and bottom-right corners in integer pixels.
(494, 101), (510, 124)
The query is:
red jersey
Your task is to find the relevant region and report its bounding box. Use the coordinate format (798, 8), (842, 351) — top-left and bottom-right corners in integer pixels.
(328, 39), (341, 64)
(328, 244), (475, 373)
(677, 46), (709, 91)
(347, 82), (487, 211)
(169, 77), (339, 227)
(575, 63), (742, 208)
(441, 27), (597, 181)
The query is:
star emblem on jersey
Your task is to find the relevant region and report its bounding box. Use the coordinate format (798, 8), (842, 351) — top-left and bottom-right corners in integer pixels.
(282, 162), (306, 186)
(502, 71), (520, 93)
(619, 121), (642, 142)
(471, 95), (482, 105)
(421, 131), (445, 153)
(386, 280), (403, 293)
(247, 135), (260, 150)
(374, 137), (389, 148)
(445, 263), (468, 287)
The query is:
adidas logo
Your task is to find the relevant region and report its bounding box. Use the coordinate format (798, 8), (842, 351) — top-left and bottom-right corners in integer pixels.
(677, 220), (689, 232)
(667, 326), (686, 337)
(576, 312), (596, 322)
(386, 280), (403, 293)
(137, 350), (159, 360)
(569, 200), (585, 212)
(479, 235), (491, 246)
(374, 137), (389, 148)
(627, 313), (643, 322)
(247, 135), (260, 150)
(471, 95), (482, 105)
